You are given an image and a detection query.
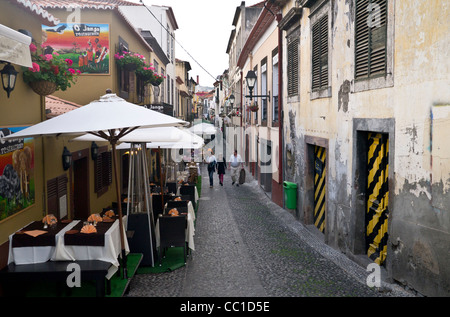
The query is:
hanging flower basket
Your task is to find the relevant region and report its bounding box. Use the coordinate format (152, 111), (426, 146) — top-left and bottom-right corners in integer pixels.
(136, 67), (154, 84)
(29, 80), (57, 96)
(114, 51), (145, 71)
(23, 42), (79, 96)
(151, 74), (164, 86)
(123, 63), (138, 71)
(248, 104), (259, 112)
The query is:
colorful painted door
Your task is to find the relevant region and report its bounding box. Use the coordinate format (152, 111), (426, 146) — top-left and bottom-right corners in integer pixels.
(366, 133), (389, 265)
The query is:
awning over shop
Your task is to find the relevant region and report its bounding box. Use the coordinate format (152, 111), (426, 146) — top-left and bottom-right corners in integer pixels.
(0, 24), (32, 68)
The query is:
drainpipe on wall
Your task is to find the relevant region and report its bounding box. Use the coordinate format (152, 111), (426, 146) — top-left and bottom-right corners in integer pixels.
(40, 95), (47, 217)
(240, 69), (243, 154)
(277, 13), (283, 186)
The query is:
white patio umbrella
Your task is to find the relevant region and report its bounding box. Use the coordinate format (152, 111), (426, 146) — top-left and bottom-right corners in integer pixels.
(72, 126), (192, 143)
(114, 127), (205, 150)
(188, 122), (217, 136)
(4, 93), (187, 277)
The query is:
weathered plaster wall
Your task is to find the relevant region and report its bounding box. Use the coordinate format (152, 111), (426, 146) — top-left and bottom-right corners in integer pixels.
(387, 0), (450, 296)
(282, 0), (449, 296)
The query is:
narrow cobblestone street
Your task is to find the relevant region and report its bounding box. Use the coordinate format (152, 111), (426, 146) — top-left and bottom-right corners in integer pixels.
(126, 165), (415, 298)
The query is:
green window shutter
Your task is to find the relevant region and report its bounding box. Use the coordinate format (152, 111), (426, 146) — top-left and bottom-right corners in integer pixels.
(355, 0), (387, 79)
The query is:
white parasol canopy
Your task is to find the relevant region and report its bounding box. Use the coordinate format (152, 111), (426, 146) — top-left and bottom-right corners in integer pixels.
(114, 127), (205, 150)
(72, 126), (197, 144)
(188, 122), (217, 135)
(4, 93), (187, 139)
(4, 93), (187, 275)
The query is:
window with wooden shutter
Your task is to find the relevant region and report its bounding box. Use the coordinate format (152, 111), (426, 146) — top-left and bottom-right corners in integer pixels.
(47, 174), (68, 219)
(94, 149), (112, 196)
(311, 14), (328, 91)
(261, 57), (268, 123)
(118, 37), (130, 99)
(287, 34), (299, 96)
(355, 0), (387, 80)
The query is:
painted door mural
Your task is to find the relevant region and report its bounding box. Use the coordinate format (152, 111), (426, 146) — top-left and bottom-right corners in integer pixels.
(0, 127), (35, 220)
(314, 146), (326, 233)
(366, 133), (389, 265)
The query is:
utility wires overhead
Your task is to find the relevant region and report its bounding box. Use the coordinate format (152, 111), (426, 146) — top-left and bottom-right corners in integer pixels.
(139, 0), (218, 83)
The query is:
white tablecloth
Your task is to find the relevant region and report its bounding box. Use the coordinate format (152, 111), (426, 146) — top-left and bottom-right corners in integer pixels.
(7, 221), (77, 265)
(52, 218), (129, 279)
(8, 217), (129, 279)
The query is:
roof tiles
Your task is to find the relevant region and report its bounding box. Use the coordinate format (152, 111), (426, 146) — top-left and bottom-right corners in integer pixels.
(28, 0), (142, 9)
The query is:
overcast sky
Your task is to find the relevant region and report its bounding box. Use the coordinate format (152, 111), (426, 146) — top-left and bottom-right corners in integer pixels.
(137, 0), (264, 88)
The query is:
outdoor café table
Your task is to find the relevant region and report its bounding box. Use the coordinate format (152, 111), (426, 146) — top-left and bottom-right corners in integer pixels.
(155, 211), (195, 251)
(52, 217), (129, 279)
(164, 200), (196, 222)
(8, 220), (77, 265)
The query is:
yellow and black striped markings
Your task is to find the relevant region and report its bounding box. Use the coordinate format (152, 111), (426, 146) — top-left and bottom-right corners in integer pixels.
(314, 146), (326, 233)
(366, 133), (389, 265)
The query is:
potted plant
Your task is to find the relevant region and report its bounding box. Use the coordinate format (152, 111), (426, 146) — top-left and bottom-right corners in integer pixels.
(114, 51), (145, 71)
(22, 43), (80, 96)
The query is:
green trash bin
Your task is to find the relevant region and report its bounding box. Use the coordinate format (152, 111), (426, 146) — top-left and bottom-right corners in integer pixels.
(283, 181), (297, 209)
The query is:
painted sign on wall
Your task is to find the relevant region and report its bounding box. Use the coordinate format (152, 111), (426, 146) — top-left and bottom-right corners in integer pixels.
(0, 127), (35, 221)
(42, 23), (110, 74)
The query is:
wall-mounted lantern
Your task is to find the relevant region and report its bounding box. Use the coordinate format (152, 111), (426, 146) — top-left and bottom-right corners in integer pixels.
(91, 141), (99, 160)
(1, 63), (18, 98)
(62, 146), (72, 171)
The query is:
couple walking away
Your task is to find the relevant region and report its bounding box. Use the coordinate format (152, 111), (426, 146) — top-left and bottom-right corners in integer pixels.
(207, 150), (243, 188)
(207, 151), (225, 187)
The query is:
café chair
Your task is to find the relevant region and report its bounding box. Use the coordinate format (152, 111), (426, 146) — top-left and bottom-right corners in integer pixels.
(179, 194), (195, 211)
(166, 200), (189, 210)
(111, 202), (127, 214)
(166, 182), (177, 194)
(152, 194), (174, 223)
(179, 184), (196, 197)
(158, 215), (187, 265)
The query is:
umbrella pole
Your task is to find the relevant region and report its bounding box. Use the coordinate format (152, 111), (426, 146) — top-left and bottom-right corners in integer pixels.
(159, 146), (164, 210)
(111, 141), (127, 279)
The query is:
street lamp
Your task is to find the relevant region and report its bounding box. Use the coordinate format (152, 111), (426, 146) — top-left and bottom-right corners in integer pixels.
(229, 94), (235, 107)
(245, 71), (257, 100)
(1, 63), (18, 98)
(244, 70), (270, 101)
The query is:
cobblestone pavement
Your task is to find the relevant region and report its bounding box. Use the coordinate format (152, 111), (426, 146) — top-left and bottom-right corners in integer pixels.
(126, 165), (415, 298)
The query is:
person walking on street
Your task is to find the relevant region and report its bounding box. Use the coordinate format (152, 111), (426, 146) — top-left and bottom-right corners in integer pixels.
(228, 150), (243, 186)
(217, 154), (226, 186)
(207, 151), (217, 188)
